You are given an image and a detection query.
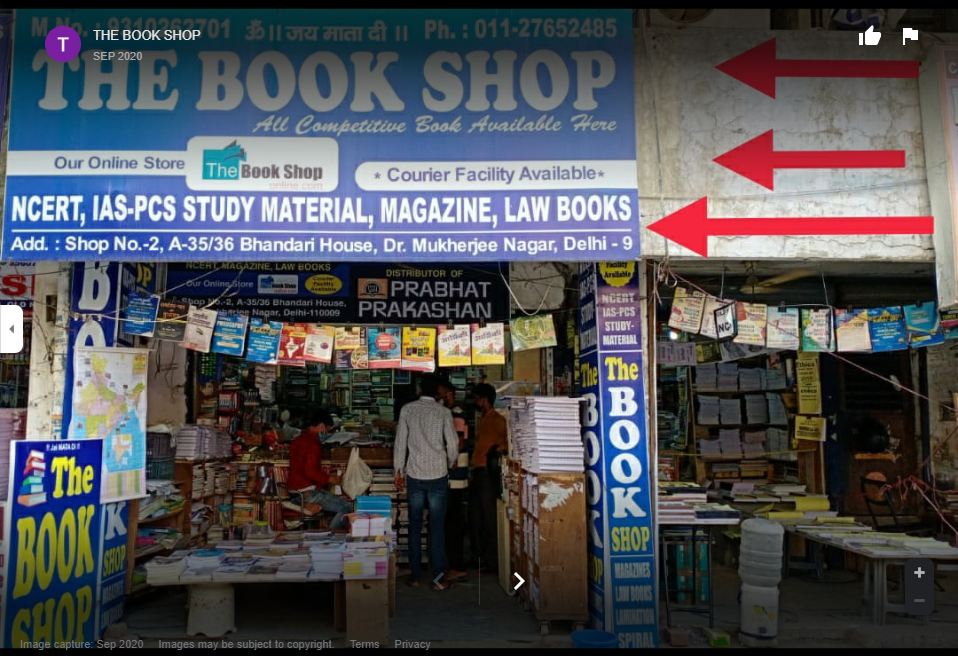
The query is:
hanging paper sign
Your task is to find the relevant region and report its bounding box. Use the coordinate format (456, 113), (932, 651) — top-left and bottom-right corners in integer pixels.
(794, 415), (827, 442)
(278, 323), (308, 366)
(181, 305), (217, 353)
(867, 306), (907, 352)
(668, 287), (706, 334)
(510, 314), (558, 351)
(211, 312), (249, 357)
(800, 308), (834, 352)
(335, 326), (363, 350)
(714, 302), (737, 341)
(766, 307), (800, 350)
(401, 327), (437, 372)
(153, 299), (189, 342)
(367, 327), (402, 369)
(336, 329), (368, 370)
(437, 324), (472, 367)
(733, 302), (767, 346)
(471, 323), (506, 365)
(904, 302), (945, 347)
(834, 308), (872, 352)
(123, 292), (160, 337)
(304, 324), (335, 363)
(246, 318), (282, 364)
(796, 352), (822, 415)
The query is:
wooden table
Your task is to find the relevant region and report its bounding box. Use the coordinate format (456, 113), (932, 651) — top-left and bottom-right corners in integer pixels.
(659, 519), (741, 629)
(792, 531), (958, 625)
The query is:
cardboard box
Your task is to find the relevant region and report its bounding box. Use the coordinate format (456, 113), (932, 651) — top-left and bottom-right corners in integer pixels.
(345, 579), (388, 645)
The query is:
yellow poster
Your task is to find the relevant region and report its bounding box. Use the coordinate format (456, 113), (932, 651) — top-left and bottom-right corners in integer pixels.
(796, 352), (821, 415)
(437, 324), (472, 367)
(401, 327), (437, 372)
(471, 323), (505, 365)
(794, 415), (826, 442)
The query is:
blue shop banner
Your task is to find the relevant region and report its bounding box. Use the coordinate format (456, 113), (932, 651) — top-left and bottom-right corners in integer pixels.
(165, 261), (510, 323)
(96, 502), (130, 637)
(579, 262), (656, 648)
(2, 439), (103, 648)
(3, 9), (639, 263)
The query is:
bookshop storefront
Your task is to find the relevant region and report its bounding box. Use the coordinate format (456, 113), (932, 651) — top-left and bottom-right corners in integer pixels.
(1, 8), (655, 648)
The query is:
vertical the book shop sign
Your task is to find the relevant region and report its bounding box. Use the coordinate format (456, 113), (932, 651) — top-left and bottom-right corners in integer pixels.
(1, 439), (103, 648)
(579, 262), (657, 648)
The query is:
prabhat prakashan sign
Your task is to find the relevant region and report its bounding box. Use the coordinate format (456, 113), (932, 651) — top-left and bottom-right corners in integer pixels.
(2, 9), (639, 263)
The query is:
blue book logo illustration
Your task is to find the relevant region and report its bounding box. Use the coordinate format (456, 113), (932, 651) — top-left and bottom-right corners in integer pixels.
(203, 140), (246, 180)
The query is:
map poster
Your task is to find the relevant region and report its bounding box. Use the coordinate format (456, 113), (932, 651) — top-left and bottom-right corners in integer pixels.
(69, 347), (148, 502)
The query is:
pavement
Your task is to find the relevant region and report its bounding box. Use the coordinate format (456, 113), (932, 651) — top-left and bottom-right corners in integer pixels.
(119, 562), (958, 648)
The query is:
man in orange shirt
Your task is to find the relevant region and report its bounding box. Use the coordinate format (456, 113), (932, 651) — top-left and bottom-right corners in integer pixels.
(287, 408), (351, 529)
(468, 383), (508, 574)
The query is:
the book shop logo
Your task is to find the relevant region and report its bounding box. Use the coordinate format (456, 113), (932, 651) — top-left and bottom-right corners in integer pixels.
(358, 279), (388, 300)
(202, 140), (247, 181)
(258, 275), (298, 295)
(18, 449), (47, 508)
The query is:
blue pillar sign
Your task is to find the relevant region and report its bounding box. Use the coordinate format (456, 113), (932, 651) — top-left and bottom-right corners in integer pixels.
(580, 262), (657, 648)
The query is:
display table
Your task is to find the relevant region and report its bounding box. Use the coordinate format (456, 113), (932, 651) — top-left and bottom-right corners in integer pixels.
(659, 518), (741, 629)
(792, 531), (958, 625)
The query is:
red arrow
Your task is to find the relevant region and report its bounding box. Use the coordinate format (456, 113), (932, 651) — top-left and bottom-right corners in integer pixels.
(647, 198), (934, 258)
(716, 38), (919, 98)
(714, 130), (906, 190)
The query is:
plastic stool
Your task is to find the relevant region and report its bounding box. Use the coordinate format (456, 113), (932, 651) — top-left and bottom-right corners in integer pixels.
(187, 584), (237, 637)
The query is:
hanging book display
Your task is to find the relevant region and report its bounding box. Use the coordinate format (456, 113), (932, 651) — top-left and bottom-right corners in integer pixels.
(471, 323), (506, 365)
(211, 312), (249, 357)
(400, 327), (437, 372)
(903, 302), (945, 348)
(834, 309), (871, 352)
(866, 307), (907, 352)
(714, 302), (737, 341)
(700, 296), (732, 339)
(303, 324), (335, 363)
(123, 292), (160, 337)
(437, 324), (472, 367)
(278, 323), (307, 366)
(799, 308), (833, 352)
(181, 305), (217, 353)
(367, 327), (402, 369)
(155, 299), (190, 342)
(669, 287), (706, 334)
(510, 314), (558, 351)
(733, 302), (767, 346)
(246, 319), (282, 364)
(766, 307), (800, 350)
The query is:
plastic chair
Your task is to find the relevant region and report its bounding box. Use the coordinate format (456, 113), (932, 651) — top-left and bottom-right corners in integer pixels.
(288, 486), (324, 530)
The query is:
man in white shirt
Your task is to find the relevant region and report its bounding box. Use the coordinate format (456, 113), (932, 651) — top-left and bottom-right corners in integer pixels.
(393, 373), (459, 590)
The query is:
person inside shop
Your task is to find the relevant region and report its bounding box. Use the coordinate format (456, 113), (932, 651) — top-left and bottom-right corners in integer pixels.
(437, 376), (470, 583)
(469, 382), (509, 576)
(287, 408), (352, 530)
(393, 373), (460, 591)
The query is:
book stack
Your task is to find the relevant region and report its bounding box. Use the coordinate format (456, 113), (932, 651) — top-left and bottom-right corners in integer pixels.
(343, 544), (389, 579)
(18, 449), (47, 507)
(690, 503), (740, 523)
(145, 551), (189, 585)
(308, 541), (346, 579)
(212, 553), (256, 581)
(507, 396), (585, 473)
(245, 559), (281, 581)
(176, 425), (233, 460)
(350, 514), (390, 538)
(657, 482), (707, 523)
(276, 560), (312, 580)
(187, 548), (226, 569)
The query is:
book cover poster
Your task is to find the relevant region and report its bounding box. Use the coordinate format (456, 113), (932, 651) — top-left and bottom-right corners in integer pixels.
(800, 308), (834, 352)
(304, 324), (336, 363)
(278, 323), (308, 367)
(335, 326), (363, 350)
(668, 287), (706, 334)
(154, 299), (189, 342)
(834, 308), (872, 352)
(867, 306), (907, 352)
(471, 323), (506, 365)
(766, 307), (800, 350)
(123, 292), (160, 337)
(700, 296), (732, 340)
(733, 302), (768, 346)
(367, 327), (401, 369)
(246, 318), (282, 364)
(941, 309), (958, 340)
(510, 314), (558, 351)
(181, 305), (217, 353)
(211, 312), (249, 357)
(437, 324), (472, 367)
(335, 334), (368, 370)
(401, 327), (437, 372)
(904, 302), (945, 348)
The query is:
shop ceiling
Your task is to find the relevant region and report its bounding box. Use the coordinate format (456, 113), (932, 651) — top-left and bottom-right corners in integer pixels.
(650, 259), (936, 307)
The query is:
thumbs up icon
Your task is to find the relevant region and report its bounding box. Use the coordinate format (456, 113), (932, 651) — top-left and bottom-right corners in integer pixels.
(859, 25), (881, 46)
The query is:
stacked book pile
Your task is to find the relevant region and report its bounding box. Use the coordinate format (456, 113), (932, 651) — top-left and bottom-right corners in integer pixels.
(690, 503), (740, 523)
(180, 548), (225, 581)
(212, 553), (257, 581)
(343, 540), (389, 579)
(507, 396), (585, 473)
(277, 550), (312, 580)
(657, 482), (707, 523)
(308, 541), (345, 579)
(145, 550), (189, 585)
(0, 408), (26, 500)
(175, 425), (233, 460)
(245, 559), (281, 581)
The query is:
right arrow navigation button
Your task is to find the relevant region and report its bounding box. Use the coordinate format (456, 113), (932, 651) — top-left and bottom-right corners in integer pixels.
(513, 572), (525, 590)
